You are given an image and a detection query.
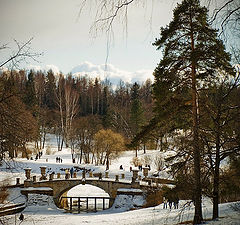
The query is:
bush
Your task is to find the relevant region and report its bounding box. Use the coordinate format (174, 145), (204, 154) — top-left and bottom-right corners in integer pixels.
(45, 146), (55, 155)
(0, 178), (10, 203)
(143, 155), (152, 166)
(0, 186), (8, 204)
(22, 147), (33, 158)
(154, 154), (164, 171)
(131, 157), (142, 167)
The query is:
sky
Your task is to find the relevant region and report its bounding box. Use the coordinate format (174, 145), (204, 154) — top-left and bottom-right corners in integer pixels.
(1, 0), (181, 84)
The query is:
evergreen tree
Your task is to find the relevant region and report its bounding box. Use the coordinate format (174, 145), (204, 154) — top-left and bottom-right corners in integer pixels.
(130, 82), (144, 136)
(130, 82), (145, 157)
(153, 0), (234, 223)
(24, 70), (37, 112)
(44, 70), (56, 110)
(101, 86), (111, 128)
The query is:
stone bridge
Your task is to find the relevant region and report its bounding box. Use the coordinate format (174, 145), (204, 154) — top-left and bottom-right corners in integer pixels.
(21, 166), (171, 208)
(23, 178), (140, 206)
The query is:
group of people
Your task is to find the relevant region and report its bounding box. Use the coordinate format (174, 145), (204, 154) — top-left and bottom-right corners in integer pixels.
(27, 151), (43, 161)
(138, 164), (151, 171)
(56, 157), (63, 163)
(65, 167), (75, 178)
(128, 164), (151, 172)
(35, 152), (43, 160)
(163, 195), (179, 209)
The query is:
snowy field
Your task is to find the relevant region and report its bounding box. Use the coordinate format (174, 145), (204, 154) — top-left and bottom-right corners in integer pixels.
(1, 134), (240, 225)
(2, 197), (240, 225)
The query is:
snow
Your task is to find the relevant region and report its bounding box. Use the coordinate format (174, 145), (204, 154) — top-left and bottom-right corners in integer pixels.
(2, 199), (240, 225)
(1, 134), (240, 225)
(21, 187), (53, 191)
(117, 188), (143, 193)
(67, 184), (109, 197)
(111, 194), (145, 212)
(3, 187), (26, 205)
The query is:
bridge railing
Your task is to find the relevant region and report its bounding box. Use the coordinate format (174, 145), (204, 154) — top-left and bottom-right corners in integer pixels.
(60, 196), (114, 213)
(23, 166), (173, 188)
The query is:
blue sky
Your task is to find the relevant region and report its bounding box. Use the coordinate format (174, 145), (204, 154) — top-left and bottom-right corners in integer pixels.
(0, 0), (181, 83)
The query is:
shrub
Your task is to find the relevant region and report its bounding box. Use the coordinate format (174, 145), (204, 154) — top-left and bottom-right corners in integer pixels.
(0, 186), (8, 204)
(131, 157), (142, 167)
(143, 155), (152, 166)
(22, 147), (33, 158)
(45, 146), (55, 155)
(154, 154), (165, 171)
(0, 178), (10, 203)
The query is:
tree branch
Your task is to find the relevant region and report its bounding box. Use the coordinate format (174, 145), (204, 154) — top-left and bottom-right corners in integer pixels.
(0, 38), (42, 69)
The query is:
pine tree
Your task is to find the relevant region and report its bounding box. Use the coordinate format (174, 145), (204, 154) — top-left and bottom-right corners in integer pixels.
(130, 82), (144, 136)
(44, 70), (56, 110)
(153, 0), (234, 223)
(24, 70), (37, 112)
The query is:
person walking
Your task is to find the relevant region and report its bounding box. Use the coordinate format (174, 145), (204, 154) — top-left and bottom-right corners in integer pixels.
(70, 167), (74, 178)
(168, 196), (173, 209)
(174, 195), (179, 209)
(163, 196), (168, 209)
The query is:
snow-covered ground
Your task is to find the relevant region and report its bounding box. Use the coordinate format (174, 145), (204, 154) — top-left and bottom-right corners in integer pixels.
(2, 197), (240, 225)
(1, 134), (239, 225)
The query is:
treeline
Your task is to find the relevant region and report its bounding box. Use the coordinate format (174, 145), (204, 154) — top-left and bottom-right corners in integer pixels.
(0, 69), (154, 161)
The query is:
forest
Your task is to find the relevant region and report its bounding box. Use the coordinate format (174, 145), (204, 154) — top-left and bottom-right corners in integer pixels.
(0, 69), (153, 162)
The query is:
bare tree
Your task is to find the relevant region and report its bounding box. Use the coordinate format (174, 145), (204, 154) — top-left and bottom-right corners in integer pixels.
(64, 77), (79, 146)
(79, 0), (240, 57)
(56, 75), (79, 149)
(56, 74), (65, 150)
(0, 38), (42, 69)
(207, 0), (240, 35)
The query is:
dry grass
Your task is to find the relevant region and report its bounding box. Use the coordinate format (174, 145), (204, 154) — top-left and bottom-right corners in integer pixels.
(45, 146), (56, 155)
(0, 178), (10, 204)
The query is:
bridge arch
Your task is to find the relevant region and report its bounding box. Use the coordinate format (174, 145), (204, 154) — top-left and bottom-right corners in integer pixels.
(67, 184), (110, 198)
(24, 179), (134, 207)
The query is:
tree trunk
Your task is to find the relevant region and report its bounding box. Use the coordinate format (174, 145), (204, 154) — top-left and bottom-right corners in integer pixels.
(42, 130), (46, 149)
(190, 11), (203, 224)
(160, 137), (163, 151)
(106, 154), (109, 170)
(155, 138), (159, 150)
(213, 128), (221, 219)
(80, 147), (83, 164)
(91, 153), (95, 164)
(60, 138), (64, 151)
(39, 136), (42, 149)
(213, 167), (220, 219)
(56, 133), (61, 151)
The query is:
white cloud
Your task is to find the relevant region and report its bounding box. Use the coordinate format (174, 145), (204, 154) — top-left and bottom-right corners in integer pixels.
(71, 61), (154, 85)
(27, 65), (41, 71)
(45, 65), (60, 74)
(27, 64), (60, 74)
(26, 62), (154, 85)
